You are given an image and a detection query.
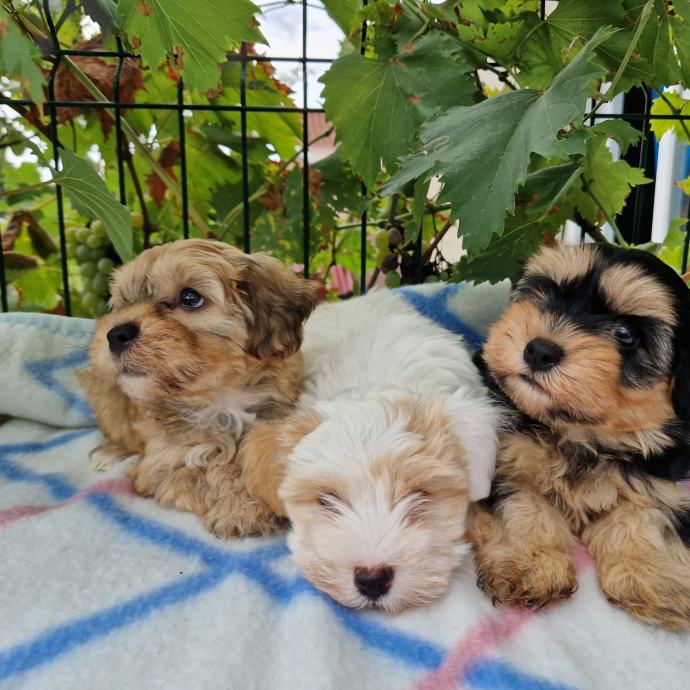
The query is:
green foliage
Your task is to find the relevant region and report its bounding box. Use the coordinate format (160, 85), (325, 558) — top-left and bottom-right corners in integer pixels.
(657, 218), (689, 272)
(650, 91), (690, 143)
(570, 136), (651, 224)
(54, 150), (134, 262)
(384, 29), (612, 252)
(117, 0), (264, 93)
(322, 32), (475, 187)
(0, 8), (44, 102)
(2, 0), (689, 316)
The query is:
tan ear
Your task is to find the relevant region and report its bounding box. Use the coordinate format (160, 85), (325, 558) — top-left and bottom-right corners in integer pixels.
(240, 410), (320, 517)
(233, 252), (322, 359)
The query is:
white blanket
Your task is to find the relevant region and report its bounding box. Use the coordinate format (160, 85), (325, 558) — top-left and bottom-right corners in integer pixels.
(1, 284), (688, 690)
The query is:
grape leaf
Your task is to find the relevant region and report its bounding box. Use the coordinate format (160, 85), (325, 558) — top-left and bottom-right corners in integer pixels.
(452, 160), (582, 284)
(321, 32), (477, 186)
(519, 0), (651, 91)
(0, 9), (44, 103)
(205, 62), (301, 160)
(650, 92), (690, 144)
(456, 3), (540, 66)
(634, 0), (690, 88)
(452, 223), (547, 284)
(322, 0), (360, 36)
(397, 33), (477, 116)
(590, 119), (641, 155)
(321, 54), (423, 187)
(657, 218), (689, 273)
(54, 150), (134, 262)
(313, 149), (361, 213)
(382, 28), (613, 254)
(572, 137), (651, 224)
(117, 0), (264, 94)
(14, 263), (62, 312)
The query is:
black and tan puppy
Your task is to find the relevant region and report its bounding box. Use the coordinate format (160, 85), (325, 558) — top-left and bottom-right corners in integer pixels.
(470, 243), (690, 630)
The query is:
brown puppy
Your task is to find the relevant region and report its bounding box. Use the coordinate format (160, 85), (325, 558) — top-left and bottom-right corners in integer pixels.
(470, 243), (690, 630)
(80, 239), (320, 538)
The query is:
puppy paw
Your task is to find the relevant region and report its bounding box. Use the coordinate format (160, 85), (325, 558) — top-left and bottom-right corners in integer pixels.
(203, 497), (283, 539)
(155, 467), (210, 515)
(477, 549), (577, 609)
(599, 562), (690, 630)
(90, 442), (137, 471)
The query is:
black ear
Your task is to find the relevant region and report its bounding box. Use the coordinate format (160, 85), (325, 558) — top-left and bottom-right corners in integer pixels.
(672, 345), (690, 421)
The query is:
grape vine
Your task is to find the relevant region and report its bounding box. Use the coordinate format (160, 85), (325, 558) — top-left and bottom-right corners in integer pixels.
(1, 0), (689, 317)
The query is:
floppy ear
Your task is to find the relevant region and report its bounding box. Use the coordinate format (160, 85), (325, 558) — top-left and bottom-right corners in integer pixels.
(240, 409), (321, 517)
(237, 254), (322, 359)
(672, 344), (690, 421)
(445, 387), (503, 501)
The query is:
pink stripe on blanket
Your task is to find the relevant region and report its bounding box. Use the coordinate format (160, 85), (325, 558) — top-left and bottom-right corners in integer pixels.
(0, 477), (133, 528)
(414, 607), (533, 690)
(414, 546), (595, 690)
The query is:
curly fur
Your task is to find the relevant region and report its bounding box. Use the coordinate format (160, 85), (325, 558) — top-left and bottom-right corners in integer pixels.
(80, 239), (321, 538)
(241, 290), (502, 612)
(470, 243), (690, 630)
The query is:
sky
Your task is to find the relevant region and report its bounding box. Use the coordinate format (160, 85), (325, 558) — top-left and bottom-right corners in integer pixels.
(255, 1), (345, 109)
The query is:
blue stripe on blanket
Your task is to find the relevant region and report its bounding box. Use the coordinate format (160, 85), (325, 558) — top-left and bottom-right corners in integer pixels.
(397, 285), (485, 350)
(24, 349), (94, 424)
(466, 660), (576, 690)
(0, 432), (446, 681)
(1, 433), (574, 689)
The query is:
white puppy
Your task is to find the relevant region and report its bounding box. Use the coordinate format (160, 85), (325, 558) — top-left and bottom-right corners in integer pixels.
(242, 289), (502, 612)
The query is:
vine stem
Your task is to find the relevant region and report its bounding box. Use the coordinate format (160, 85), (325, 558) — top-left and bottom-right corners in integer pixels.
(423, 217), (454, 263)
(124, 154), (153, 248)
(587, 0), (654, 120)
(0, 180), (53, 199)
(584, 188), (630, 247)
(334, 202), (453, 231)
(61, 56), (213, 235)
(218, 126), (335, 238)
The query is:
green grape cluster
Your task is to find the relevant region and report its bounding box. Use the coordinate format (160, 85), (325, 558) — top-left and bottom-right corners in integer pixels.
(65, 220), (116, 318)
(374, 228), (402, 288)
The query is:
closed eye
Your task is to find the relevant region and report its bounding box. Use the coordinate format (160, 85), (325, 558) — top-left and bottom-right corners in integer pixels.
(402, 489), (431, 524)
(317, 492), (342, 515)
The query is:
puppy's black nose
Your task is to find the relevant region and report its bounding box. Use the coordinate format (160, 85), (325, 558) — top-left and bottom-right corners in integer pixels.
(354, 566), (394, 600)
(523, 337), (563, 372)
(107, 322), (140, 355)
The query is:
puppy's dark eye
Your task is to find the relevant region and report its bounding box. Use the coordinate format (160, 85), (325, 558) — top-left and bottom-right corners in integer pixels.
(178, 288), (204, 309)
(317, 492), (341, 514)
(613, 324), (639, 350)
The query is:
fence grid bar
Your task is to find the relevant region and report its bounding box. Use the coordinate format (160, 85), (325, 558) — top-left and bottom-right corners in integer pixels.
(0, 99), (326, 114)
(631, 87), (653, 245)
(302, 0), (311, 279)
(113, 37), (127, 206)
(680, 205), (690, 275)
(0, 212), (6, 311)
(177, 78), (190, 239)
(239, 44), (252, 254)
(359, 0), (369, 294)
(43, 0), (71, 316)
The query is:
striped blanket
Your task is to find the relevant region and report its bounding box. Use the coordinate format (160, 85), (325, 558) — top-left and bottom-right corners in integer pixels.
(1, 283), (688, 690)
